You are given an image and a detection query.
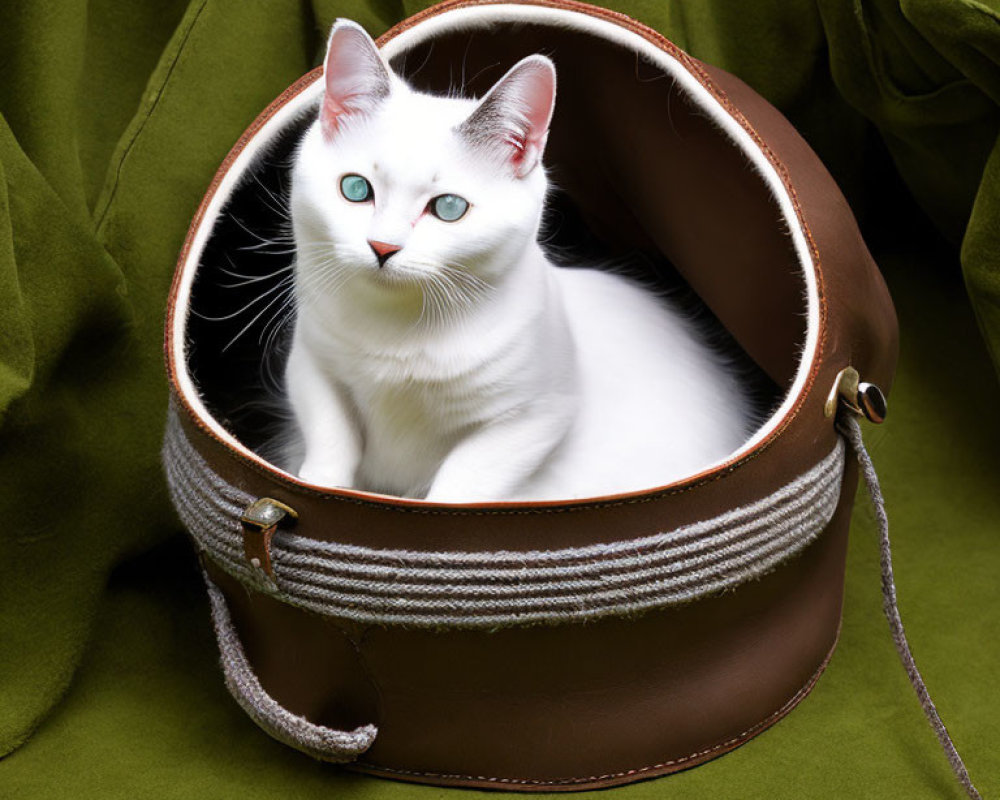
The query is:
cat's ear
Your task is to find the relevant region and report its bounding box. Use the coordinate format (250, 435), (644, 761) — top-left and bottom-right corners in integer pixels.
(321, 20), (392, 140)
(458, 55), (556, 178)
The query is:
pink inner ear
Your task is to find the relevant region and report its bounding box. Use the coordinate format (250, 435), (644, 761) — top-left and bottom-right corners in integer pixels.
(321, 21), (390, 141)
(520, 63), (556, 150)
(456, 55), (557, 177)
(321, 94), (349, 139)
(509, 59), (555, 177)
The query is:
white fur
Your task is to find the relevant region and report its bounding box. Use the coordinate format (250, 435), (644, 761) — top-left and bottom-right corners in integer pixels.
(282, 20), (753, 502)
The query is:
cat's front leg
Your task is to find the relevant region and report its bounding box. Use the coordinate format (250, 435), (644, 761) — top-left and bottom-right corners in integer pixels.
(285, 344), (362, 489)
(425, 408), (572, 503)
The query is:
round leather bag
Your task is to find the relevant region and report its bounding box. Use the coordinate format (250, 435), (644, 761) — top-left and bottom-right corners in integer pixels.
(163, 0), (898, 791)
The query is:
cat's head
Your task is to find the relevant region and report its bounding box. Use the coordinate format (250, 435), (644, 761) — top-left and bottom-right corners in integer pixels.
(291, 20), (556, 309)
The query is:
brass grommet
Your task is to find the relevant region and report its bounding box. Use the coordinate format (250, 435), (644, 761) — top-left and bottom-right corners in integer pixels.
(825, 367), (859, 419)
(825, 366), (887, 423)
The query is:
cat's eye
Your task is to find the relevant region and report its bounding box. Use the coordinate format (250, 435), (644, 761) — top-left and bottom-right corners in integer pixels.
(340, 174), (372, 202)
(430, 194), (469, 222)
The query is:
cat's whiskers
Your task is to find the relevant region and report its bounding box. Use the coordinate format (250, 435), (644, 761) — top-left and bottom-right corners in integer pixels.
(441, 262), (493, 299)
(438, 263), (493, 306)
(295, 240), (343, 252)
(260, 292), (299, 391)
(296, 253), (359, 302)
(400, 262), (454, 330)
(415, 280), (434, 328)
(392, 257), (495, 331)
(425, 273), (457, 328)
(221, 276), (297, 352)
(230, 214), (294, 253)
(252, 174), (292, 223)
(238, 242), (297, 255)
(218, 259), (294, 289)
(195, 272), (294, 323)
(414, 274), (441, 329)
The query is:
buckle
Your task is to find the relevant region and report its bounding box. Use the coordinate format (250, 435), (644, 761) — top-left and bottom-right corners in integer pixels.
(240, 497), (298, 580)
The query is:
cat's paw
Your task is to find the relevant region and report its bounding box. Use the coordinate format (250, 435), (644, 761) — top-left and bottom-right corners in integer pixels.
(424, 481), (513, 504)
(296, 460), (354, 489)
(422, 487), (468, 504)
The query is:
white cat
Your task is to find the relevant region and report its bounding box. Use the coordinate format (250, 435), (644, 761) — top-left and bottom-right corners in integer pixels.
(282, 20), (753, 502)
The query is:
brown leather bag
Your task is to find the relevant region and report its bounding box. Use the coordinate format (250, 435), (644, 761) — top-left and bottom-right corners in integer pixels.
(162, 0), (898, 790)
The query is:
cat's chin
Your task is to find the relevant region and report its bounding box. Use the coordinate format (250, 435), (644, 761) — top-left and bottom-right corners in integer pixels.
(364, 263), (430, 290)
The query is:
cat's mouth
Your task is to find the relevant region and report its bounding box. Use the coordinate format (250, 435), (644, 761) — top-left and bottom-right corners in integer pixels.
(358, 257), (494, 326)
(366, 258), (426, 287)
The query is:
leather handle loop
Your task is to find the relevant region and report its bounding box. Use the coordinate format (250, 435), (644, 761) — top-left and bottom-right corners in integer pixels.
(202, 569), (377, 762)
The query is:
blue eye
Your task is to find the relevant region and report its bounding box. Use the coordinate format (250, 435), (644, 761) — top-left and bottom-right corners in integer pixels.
(340, 174), (372, 202)
(430, 194), (469, 222)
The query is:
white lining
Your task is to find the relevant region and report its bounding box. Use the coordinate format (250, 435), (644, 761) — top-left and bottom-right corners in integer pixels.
(170, 2), (820, 500)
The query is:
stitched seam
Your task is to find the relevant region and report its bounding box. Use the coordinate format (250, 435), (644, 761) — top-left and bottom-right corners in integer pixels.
(357, 630), (837, 785)
(675, 54), (828, 430)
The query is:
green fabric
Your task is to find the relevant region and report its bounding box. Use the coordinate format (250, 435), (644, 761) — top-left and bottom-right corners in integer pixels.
(0, 0), (997, 796)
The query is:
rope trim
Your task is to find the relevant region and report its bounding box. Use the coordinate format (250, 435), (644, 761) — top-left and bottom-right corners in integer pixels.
(202, 569), (377, 761)
(840, 416), (982, 800)
(165, 409), (845, 628)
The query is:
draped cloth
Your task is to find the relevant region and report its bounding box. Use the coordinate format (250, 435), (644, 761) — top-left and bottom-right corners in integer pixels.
(1, 1), (997, 796)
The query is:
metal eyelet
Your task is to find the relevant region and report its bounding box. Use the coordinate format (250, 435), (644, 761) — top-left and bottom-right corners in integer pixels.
(825, 366), (887, 423)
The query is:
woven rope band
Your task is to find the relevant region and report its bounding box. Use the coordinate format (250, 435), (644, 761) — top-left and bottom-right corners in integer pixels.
(164, 408), (845, 629)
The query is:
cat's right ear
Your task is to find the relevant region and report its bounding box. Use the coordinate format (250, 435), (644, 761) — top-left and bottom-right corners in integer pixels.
(458, 55), (556, 179)
(321, 20), (392, 141)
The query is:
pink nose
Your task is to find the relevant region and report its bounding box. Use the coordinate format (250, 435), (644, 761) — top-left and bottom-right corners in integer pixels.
(368, 240), (402, 264)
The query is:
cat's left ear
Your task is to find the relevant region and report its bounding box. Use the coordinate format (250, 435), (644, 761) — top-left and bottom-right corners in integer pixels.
(321, 20), (392, 140)
(458, 55), (556, 178)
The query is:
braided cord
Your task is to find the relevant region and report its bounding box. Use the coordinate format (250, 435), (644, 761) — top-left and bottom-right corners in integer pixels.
(840, 415), (982, 800)
(164, 408), (844, 628)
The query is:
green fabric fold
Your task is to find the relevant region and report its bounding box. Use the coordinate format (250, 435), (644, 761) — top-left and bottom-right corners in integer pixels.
(0, 0), (997, 795)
